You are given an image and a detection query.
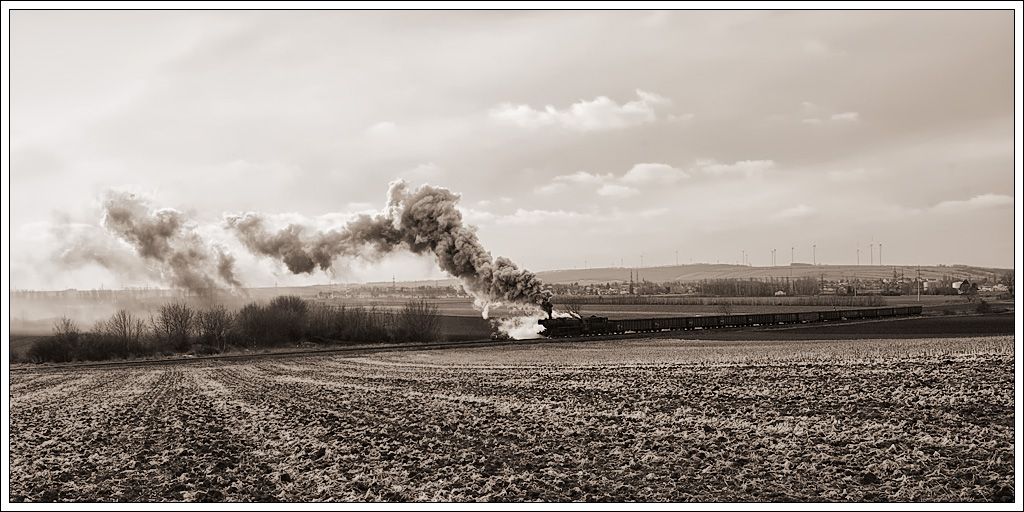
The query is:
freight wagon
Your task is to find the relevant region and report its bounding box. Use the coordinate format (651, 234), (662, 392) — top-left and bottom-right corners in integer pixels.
(537, 306), (923, 338)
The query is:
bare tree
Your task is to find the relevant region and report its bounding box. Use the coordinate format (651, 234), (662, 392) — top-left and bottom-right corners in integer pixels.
(959, 279), (979, 302)
(52, 316), (81, 346)
(999, 270), (1014, 295)
(157, 301), (195, 352)
(717, 302), (734, 316)
(101, 309), (148, 354)
(196, 305), (232, 351)
(560, 295), (586, 319)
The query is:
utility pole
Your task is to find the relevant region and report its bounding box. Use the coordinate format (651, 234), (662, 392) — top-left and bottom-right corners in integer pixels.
(917, 266), (921, 302)
(879, 243), (882, 266)
(791, 246), (794, 265)
(676, 251), (679, 266)
(813, 244), (816, 266)
(856, 248), (860, 265)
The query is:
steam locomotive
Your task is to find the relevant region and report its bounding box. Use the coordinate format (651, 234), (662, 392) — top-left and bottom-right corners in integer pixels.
(537, 306), (923, 338)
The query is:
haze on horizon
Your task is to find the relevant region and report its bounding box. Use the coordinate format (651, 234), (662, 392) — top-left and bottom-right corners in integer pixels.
(8, 9), (1017, 292)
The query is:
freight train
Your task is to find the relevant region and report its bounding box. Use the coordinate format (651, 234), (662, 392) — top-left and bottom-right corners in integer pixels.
(537, 306), (923, 338)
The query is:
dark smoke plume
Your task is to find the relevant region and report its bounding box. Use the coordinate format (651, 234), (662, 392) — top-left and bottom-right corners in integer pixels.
(91, 190), (244, 293)
(215, 248), (244, 289)
(225, 180), (545, 309)
(52, 221), (156, 281)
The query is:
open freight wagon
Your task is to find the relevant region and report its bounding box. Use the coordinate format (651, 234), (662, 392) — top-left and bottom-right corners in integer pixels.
(537, 306), (923, 338)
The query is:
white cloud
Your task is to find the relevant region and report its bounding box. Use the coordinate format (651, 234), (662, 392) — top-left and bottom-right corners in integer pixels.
(489, 207), (668, 227)
(643, 11), (671, 27)
(597, 184), (640, 197)
(535, 182), (568, 195)
(314, 211), (368, 230)
(364, 121), (397, 135)
(553, 171), (614, 184)
(698, 159), (776, 178)
(490, 89), (670, 131)
(666, 113), (695, 122)
(459, 207), (497, 225)
(801, 118), (823, 125)
(402, 162), (443, 181)
(831, 112), (859, 121)
(803, 39), (845, 57)
(231, 211), (366, 233)
(495, 208), (591, 226)
(344, 202), (374, 211)
(538, 164), (685, 198)
(930, 194), (1013, 214)
(803, 39), (830, 55)
(621, 163), (689, 184)
(773, 204), (815, 220)
(828, 168), (869, 182)
(224, 159), (302, 177)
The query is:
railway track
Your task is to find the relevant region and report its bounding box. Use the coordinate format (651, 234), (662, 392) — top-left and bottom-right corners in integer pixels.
(10, 322), (769, 372)
(9, 311), (951, 373)
(9, 337), (515, 372)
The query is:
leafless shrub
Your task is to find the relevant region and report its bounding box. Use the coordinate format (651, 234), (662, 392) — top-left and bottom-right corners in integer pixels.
(232, 302), (270, 348)
(267, 295), (309, 342)
(26, 316), (81, 363)
(392, 300), (441, 343)
(52, 316), (81, 346)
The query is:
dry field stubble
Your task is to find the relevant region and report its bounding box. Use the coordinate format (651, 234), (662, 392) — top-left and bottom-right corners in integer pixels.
(9, 335), (1014, 502)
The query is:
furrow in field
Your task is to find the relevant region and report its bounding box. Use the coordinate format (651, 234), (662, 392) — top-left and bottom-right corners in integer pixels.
(8, 338), (1015, 502)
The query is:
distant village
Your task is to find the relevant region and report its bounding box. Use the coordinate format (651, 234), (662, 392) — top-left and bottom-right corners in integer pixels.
(10, 270), (1011, 303)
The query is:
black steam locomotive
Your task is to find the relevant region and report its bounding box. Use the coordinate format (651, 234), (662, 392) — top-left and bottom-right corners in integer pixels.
(537, 306), (923, 338)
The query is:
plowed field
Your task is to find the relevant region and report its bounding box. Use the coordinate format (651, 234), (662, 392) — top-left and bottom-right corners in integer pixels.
(9, 335), (1014, 502)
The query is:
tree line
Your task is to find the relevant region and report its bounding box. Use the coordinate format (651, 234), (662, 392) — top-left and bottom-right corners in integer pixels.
(24, 296), (442, 364)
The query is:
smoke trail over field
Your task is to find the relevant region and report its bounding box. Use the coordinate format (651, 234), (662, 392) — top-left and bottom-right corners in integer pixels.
(65, 190), (245, 294)
(53, 220), (147, 274)
(226, 180), (546, 312)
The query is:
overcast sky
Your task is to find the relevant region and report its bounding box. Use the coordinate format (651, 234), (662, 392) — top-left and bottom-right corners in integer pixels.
(8, 9), (1018, 290)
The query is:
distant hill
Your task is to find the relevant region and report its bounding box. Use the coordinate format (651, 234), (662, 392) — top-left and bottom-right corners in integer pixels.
(530, 263), (1009, 285)
(307, 263), (1010, 289)
(14, 264), (1010, 297)
(356, 263), (1008, 288)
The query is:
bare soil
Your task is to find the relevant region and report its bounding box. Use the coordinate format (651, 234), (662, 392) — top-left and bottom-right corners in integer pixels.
(9, 335), (1014, 502)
